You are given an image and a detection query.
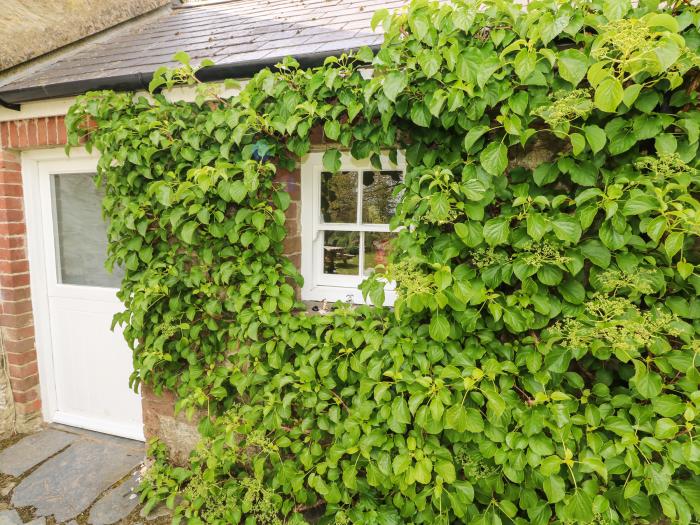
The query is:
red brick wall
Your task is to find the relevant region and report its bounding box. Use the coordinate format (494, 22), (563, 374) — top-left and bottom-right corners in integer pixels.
(0, 116), (67, 432)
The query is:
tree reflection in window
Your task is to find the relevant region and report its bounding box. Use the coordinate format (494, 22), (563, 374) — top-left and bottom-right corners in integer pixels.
(319, 168), (402, 277)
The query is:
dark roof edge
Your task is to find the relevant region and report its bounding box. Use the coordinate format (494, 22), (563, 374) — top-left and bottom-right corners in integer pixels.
(0, 47), (377, 109)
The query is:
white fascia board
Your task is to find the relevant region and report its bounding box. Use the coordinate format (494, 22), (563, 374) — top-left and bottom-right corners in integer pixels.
(0, 80), (248, 122)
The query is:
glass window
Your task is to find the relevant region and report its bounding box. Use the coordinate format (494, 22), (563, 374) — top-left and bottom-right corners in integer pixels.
(323, 231), (360, 275)
(52, 173), (124, 288)
(321, 171), (358, 223)
(317, 169), (403, 278)
(364, 232), (395, 275)
(361, 170), (403, 224)
(301, 153), (404, 304)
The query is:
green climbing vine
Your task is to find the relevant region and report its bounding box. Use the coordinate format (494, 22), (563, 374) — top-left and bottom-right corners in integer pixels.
(66, 0), (700, 523)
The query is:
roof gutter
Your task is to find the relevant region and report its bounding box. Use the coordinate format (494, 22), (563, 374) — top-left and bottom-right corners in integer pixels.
(0, 47), (378, 108)
(0, 97), (20, 111)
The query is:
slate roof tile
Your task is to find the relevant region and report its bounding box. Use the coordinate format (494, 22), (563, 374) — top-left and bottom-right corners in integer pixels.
(0, 0), (409, 101)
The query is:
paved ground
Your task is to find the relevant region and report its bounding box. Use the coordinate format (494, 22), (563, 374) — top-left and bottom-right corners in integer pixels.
(0, 425), (171, 525)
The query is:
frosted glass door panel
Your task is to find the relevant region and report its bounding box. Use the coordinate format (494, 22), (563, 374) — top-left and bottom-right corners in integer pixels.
(51, 173), (123, 288)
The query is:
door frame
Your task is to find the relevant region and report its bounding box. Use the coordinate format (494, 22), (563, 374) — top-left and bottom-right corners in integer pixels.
(21, 147), (144, 440)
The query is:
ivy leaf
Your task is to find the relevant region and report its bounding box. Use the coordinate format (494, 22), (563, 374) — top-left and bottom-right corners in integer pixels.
(584, 125), (607, 154)
(418, 50), (442, 78)
(371, 8), (390, 31)
(558, 49), (589, 87)
(172, 50), (191, 65)
(631, 360), (663, 398)
(410, 103), (432, 127)
(479, 142), (508, 176)
(594, 76), (623, 113)
(454, 221), (483, 247)
(409, 12), (431, 41)
(444, 404), (467, 432)
(228, 180), (248, 203)
(603, 0), (630, 20)
(580, 240), (611, 268)
(539, 12), (570, 45)
(463, 408), (484, 433)
(551, 215), (582, 243)
(483, 217), (510, 246)
(148, 66), (167, 92)
(463, 125), (490, 151)
(429, 314), (450, 342)
(566, 490), (594, 523)
(543, 475), (566, 503)
(654, 418), (679, 440)
(435, 461), (456, 483)
(355, 46), (374, 63)
(677, 261), (693, 279)
(527, 213), (549, 241)
(623, 195), (658, 215)
(392, 397), (412, 425)
(273, 190), (291, 211)
(664, 232), (684, 259)
(570, 133), (585, 156)
(383, 71), (408, 102)
(453, 7), (475, 32)
(154, 183), (172, 207)
(322, 149), (342, 172)
(323, 120), (341, 141)
(646, 215), (667, 243)
(427, 89), (447, 118)
(181, 221), (198, 244)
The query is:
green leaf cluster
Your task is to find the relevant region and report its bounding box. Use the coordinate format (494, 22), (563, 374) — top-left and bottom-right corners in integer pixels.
(66, 0), (700, 524)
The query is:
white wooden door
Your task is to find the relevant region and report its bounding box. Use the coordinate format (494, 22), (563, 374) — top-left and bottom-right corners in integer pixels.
(34, 155), (143, 440)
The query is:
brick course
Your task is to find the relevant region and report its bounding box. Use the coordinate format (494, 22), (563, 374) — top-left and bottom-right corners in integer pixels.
(0, 116), (68, 433)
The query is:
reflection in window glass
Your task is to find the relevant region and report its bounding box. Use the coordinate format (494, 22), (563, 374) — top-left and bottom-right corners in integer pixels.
(362, 170), (402, 224)
(323, 231), (359, 275)
(53, 173), (124, 288)
(364, 232), (394, 275)
(321, 171), (357, 223)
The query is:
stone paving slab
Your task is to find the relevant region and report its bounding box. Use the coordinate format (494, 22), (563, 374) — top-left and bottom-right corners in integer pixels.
(0, 509), (21, 525)
(11, 436), (144, 522)
(0, 429), (78, 477)
(88, 471), (140, 525)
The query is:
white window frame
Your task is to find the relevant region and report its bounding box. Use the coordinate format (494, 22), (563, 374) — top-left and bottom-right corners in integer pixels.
(300, 151), (404, 305)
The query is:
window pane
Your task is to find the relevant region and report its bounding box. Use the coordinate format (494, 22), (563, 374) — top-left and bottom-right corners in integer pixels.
(321, 171), (358, 223)
(362, 170), (402, 224)
(52, 173), (124, 288)
(364, 232), (394, 275)
(323, 231), (359, 275)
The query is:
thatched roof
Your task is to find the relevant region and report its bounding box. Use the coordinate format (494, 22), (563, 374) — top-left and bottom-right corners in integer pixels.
(0, 0), (168, 71)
